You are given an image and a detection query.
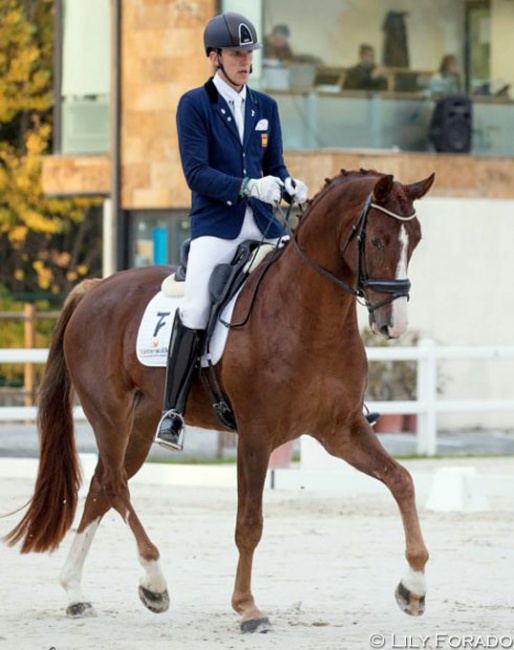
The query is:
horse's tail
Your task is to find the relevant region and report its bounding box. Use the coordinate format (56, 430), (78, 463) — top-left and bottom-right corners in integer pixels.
(3, 279), (101, 553)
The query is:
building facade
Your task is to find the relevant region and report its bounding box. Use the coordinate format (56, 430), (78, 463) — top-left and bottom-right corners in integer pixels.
(44, 0), (514, 428)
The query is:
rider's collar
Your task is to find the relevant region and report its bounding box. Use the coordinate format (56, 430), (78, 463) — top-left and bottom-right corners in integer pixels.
(213, 72), (247, 105)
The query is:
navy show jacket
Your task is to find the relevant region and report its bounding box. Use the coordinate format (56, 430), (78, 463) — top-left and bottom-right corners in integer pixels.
(176, 78), (290, 240)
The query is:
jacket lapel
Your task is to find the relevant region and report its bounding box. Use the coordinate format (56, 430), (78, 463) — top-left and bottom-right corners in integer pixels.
(204, 79), (258, 148)
(215, 96), (241, 144)
(243, 88), (259, 149)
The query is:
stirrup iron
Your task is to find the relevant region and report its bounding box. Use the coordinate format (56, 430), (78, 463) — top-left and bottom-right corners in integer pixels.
(154, 410), (186, 451)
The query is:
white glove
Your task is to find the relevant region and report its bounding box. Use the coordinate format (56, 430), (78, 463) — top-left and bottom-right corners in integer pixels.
(246, 176), (284, 205)
(284, 177), (308, 204)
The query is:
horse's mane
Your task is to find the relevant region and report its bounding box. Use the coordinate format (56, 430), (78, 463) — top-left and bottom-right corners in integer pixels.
(297, 168), (386, 225)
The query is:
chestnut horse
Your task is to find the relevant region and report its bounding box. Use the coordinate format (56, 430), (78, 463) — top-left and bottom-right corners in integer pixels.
(5, 169), (434, 633)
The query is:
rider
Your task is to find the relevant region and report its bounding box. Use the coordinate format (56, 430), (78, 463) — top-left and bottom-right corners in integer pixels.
(154, 11), (309, 451)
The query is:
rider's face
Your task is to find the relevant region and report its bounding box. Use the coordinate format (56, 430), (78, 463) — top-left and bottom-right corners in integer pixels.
(211, 49), (253, 90)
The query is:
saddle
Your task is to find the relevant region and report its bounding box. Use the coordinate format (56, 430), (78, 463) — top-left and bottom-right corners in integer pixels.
(174, 238), (277, 430)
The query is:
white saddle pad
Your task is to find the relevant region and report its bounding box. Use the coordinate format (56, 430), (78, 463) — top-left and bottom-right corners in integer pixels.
(136, 243), (278, 368)
(136, 290), (239, 368)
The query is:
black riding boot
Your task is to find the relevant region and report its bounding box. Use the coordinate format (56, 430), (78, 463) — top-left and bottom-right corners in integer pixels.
(154, 310), (201, 451)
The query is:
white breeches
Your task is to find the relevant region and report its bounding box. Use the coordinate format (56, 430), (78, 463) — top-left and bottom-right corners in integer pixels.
(181, 208), (281, 330)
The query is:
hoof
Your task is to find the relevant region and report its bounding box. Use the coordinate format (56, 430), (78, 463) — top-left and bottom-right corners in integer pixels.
(395, 582), (425, 616)
(66, 602), (96, 618)
(138, 585), (170, 613)
(241, 617), (273, 634)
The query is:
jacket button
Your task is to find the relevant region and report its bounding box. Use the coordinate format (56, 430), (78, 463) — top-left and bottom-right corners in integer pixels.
(227, 200), (233, 206)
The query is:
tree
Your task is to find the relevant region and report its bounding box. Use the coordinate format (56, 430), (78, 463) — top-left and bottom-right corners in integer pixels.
(0, 0), (102, 298)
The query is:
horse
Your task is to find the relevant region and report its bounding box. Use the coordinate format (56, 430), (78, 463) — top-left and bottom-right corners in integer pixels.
(4, 168), (435, 633)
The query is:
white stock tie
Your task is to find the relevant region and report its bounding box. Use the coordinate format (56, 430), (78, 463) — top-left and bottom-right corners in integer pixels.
(231, 96), (245, 143)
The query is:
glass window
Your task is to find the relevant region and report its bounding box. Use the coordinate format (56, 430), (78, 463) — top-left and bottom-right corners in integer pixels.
(223, 0), (514, 157)
(60, 0), (110, 154)
(130, 211), (190, 268)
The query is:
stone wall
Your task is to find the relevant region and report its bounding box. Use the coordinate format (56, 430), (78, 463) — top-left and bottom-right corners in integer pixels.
(121, 0), (215, 209)
(284, 151), (514, 200)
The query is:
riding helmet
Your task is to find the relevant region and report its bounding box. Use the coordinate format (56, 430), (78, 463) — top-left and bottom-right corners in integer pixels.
(204, 12), (262, 55)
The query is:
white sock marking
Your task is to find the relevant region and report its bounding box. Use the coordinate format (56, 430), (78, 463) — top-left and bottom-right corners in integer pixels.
(139, 557), (168, 593)
(60, 519), (101, 605)
(401, 566), (426, 596)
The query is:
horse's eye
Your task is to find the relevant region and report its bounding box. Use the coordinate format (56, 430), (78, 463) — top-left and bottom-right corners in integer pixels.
(371, 238), (383, 249)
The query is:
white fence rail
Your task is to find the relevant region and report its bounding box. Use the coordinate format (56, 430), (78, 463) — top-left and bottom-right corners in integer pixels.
(2, 342), (514, 455)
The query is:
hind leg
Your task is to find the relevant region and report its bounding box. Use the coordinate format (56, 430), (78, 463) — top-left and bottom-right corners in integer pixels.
(60, 463), (108, 617)
(122, 406), (169, 614)
(61, 398), (168, 615)
(320, 419), (429, 616)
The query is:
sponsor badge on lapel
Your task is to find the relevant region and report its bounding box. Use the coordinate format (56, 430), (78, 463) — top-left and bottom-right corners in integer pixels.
(261, 133), (268, 148)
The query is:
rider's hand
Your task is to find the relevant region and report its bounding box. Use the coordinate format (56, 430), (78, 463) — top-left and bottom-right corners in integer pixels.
(246, 176), (284, 205)
(284, 177), (309, 204)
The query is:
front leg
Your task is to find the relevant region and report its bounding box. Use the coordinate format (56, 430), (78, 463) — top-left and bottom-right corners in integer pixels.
(231, 436), (272, 633)
(320, 419), (429, 616)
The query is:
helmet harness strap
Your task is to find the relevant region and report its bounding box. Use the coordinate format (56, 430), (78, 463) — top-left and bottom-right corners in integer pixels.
(215, 50), (245, 91)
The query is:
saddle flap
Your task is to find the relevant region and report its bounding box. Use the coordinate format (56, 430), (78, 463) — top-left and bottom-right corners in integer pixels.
(209, 264), (234, 303)
(173, 238), (191, 282)
(208, 240), (261, 305)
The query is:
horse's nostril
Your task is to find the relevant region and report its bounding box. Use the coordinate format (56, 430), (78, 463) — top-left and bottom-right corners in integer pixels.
(380, 324), (390, 337)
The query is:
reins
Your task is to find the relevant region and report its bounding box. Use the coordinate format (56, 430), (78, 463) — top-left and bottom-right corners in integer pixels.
(226, 185), (418, 330)
(199, 187), (416, 431)
(276, 201), (360, 297)
(276, 189), (416, 315)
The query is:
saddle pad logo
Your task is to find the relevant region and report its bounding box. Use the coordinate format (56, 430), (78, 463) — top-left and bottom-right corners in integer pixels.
(137, 307), (174, 364)
(136, 291), (238, 368)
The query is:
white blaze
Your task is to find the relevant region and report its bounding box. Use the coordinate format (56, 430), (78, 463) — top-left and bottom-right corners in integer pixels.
(390, 225), (409, 338)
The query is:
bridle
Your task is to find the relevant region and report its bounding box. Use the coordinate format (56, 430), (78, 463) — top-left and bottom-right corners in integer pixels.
(279, 191), (417, 317)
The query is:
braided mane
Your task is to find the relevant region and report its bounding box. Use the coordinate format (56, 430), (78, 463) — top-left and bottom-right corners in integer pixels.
(296, 168), (387, 225)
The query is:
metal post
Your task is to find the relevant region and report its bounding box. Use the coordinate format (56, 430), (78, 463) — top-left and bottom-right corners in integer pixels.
(306, 91), (318, 149)
(416, 339), (437, 456)
(111, 0), (127, 271)
(23, 304), (36, 408)
(102, 198), (116, 277)
(370, 94), (382, 148)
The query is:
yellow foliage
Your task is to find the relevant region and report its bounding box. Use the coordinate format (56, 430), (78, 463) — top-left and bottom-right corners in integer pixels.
(8, 225), (28, 243)
(0, 0), (103, 296)
(0, 2), (53, 122)
(54, 252), (71, 267)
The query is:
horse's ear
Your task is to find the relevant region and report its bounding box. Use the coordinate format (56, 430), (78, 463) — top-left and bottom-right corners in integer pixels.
(373, 174), (394, 202)
(405, 173), (436, 201)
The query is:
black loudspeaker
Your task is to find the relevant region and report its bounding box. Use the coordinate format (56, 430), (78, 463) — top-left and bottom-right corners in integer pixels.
(428, 96), (473, 154)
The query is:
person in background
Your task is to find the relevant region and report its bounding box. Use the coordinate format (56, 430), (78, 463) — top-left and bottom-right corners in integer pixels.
(263, 24), (294, 62)
(343, 44), (388, 91)
(427, 54), (462, 96)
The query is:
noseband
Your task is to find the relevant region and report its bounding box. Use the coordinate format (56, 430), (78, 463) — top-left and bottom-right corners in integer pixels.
(282, 192), (417, 317)
(347, 193), (416, 314)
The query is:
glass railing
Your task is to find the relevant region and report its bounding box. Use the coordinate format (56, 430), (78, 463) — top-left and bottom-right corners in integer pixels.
(267, 89), (514, 157)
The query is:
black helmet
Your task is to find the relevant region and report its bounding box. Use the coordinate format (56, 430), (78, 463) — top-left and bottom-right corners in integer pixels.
(204, 12), (262, 56)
